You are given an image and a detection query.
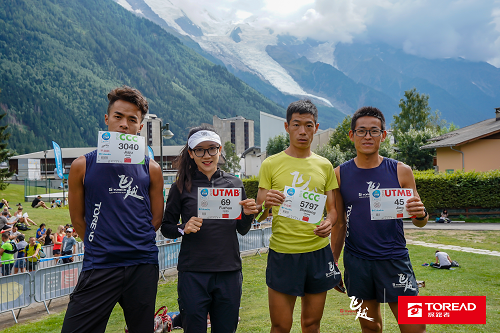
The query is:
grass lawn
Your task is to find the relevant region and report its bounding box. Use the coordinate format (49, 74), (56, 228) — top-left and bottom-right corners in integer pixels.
(1, 183), (498, 332)
(0, 184), (73, 240)
(1, 241), (499, 333)
(405, 229), (500, 252)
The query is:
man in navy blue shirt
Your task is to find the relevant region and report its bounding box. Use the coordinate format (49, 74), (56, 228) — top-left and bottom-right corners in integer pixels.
(62, 86), (164, 333)
(332, 106), (428, 333)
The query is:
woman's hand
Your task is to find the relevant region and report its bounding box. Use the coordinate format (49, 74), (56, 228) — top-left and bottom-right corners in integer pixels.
(240, 199), (259, 216)
(184, 217), (203, 234)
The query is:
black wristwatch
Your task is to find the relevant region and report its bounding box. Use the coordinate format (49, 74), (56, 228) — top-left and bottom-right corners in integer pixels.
(415, 208), (428, 220)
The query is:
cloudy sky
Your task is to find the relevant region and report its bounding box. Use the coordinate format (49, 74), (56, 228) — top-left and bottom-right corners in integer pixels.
(173, 0), (500, 67)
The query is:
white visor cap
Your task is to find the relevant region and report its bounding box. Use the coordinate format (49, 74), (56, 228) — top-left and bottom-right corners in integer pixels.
(188, 130), (222, 149)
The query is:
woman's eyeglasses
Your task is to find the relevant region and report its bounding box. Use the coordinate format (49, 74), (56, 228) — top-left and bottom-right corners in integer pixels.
(191, 146), (220, 157)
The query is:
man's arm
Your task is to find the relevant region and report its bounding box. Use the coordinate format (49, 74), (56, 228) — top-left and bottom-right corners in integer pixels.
(68, 156), (87, 238)
(148, 159), (164, 231)
(398, 162), (428, 228)
(331, 167), (346, 263)
(314, 190), (335, 238)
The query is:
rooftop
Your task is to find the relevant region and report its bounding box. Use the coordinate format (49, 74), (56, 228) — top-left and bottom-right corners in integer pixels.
(421, 115), (500, 149)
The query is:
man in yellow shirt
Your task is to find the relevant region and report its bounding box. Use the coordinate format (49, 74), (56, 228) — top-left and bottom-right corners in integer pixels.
(256, 100), (342, 333)
(25, 237), (41, 272)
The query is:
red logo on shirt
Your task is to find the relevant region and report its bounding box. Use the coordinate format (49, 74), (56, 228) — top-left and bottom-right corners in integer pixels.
(124, 158), (131, 163)
(222, 214), (229, 218)
(398, 296), (486, 324)
(302, 216), (309, 222)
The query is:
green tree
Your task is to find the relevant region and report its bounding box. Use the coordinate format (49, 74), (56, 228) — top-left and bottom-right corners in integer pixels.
(314, 144), (348, 168)
(328, 116), (356, 161)
(395, 128), (437, 170)
(221, 141), (241, 175)
(392, 88), (431, 133)
(0, 109), (14, 190)
(266, 133), (289, 156)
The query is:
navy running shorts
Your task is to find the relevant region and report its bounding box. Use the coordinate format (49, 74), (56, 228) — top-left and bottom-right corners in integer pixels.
(343, 250), (419, 303)
(266, 244), (341, 297)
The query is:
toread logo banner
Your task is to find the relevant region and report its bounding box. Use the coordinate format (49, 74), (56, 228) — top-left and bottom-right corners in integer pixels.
(398, 296), (486, 325)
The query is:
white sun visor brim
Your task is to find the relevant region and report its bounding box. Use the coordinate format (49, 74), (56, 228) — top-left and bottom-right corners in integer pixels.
(188, 130), (222, 149)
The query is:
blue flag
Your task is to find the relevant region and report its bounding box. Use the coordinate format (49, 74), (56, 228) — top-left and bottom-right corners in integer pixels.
(147, 146), (155, 160)
(52, 141), (64, 179)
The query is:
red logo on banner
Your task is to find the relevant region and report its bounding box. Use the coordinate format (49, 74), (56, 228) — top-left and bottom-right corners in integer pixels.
(302, 216), (309, 222)
(398, 296), (486, 324)
(61, 268), (79, 289)
(222, 214), (229, 218)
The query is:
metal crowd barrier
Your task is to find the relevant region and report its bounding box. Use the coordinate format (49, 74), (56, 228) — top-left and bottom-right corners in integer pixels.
(262, 227), (272, 248)
(34, 261), (83, 314)
(238, 228), (266, 255)
(0, 273), (31, 323)
(0, 228), (273, 323)
(157, 242), (181, 280)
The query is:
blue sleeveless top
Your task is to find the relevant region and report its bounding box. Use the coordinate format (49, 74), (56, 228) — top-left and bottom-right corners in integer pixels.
(82, 150), (158, 271)
(339, 158), (408, 260)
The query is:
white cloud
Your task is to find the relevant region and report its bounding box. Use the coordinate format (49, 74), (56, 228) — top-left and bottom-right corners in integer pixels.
(166, 0), (500, 67)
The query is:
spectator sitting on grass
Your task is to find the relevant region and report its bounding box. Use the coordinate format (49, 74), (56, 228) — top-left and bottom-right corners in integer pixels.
(36, 223), (47, 240)
(55, 198), (62, 207)
(32, 195), (50, 209)
(51, 200), (56, 209)
(9, 225), (23, 241)
(40, 228), (53, 246)
(3, 207), (12, 218)
(0, 199), (10, 210)
(431, 250), (453, 269)
(0, 210), (11, 232)
(15, 207), (36, 226)
(0, 232), (16, 276)
(61, 228), (77, 264)
(14, 234), (28, 274)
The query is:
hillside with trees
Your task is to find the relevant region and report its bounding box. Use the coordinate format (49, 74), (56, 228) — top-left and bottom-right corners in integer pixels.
(0, 0), (285, 154)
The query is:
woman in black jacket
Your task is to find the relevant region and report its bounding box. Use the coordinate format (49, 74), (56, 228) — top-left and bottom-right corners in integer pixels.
(161, 125), (258, 333)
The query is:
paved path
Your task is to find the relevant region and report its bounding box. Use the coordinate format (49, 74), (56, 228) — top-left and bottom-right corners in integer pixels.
(406, 239), (500, 257)
(404, 222), (500, 231)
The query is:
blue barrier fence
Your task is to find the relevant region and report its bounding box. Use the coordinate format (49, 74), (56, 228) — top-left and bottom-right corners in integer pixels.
(0, 227), (272, 323)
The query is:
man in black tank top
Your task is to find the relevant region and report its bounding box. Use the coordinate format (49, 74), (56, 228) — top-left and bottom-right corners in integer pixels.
(61, 86), (164, 333)
(331, 107), (428, 333)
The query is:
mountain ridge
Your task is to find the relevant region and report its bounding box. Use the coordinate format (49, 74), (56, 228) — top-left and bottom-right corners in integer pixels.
(0, 0), (286, 154)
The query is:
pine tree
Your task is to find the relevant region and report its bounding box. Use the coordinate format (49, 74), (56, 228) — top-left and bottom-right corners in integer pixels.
(0, 107), (14, 190)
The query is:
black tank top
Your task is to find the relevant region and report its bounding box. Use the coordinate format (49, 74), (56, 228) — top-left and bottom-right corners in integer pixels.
(44, 235), (53, 246)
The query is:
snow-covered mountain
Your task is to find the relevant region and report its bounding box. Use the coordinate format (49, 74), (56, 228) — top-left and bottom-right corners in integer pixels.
(115, 0), (500, 126)
(115, 0), (337, 107)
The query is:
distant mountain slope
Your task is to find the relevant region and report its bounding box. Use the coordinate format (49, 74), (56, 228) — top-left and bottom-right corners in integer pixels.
(0, 0), (285, 154)
(334, 43), (500, 125)
(266, 44), (400, 119)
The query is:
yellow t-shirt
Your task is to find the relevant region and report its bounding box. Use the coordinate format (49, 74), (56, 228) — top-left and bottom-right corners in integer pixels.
(258, 151), (338, 253)
(26, 243), (41, 262)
